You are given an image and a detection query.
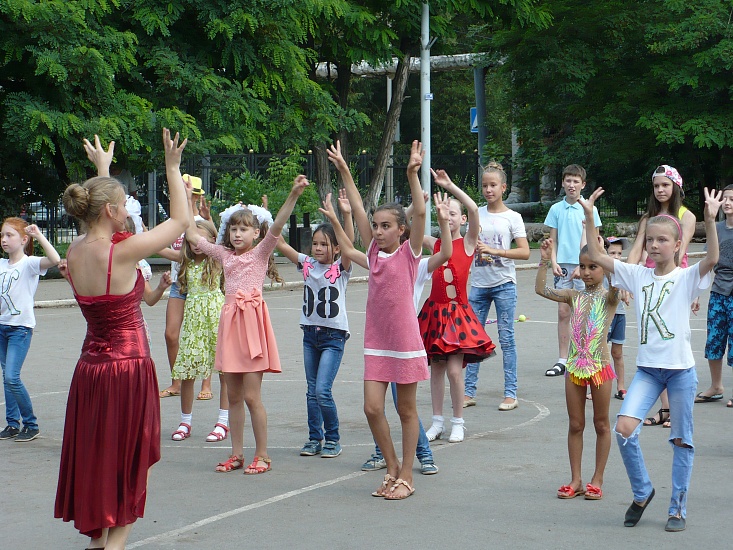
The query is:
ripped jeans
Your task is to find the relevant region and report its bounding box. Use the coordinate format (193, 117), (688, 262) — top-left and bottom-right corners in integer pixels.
(615, 366), (697, 518)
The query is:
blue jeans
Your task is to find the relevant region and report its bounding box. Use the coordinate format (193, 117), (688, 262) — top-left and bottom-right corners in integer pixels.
(465, 282), (518, 399)
(0, 325), (37, 430)
(302, 325), (346, 442)
(615, 367), (697, 518)
(374, 383), (433, 462)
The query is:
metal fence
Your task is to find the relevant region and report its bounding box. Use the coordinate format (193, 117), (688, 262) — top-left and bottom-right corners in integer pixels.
(34, 152), (700, 243)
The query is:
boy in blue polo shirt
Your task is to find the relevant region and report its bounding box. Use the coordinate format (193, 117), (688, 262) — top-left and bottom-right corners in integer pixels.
(543, 165), (602, 376)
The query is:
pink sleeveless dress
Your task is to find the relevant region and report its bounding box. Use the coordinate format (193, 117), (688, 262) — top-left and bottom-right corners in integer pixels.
(55, 233), (160, 539)
(363, 240), (428, 384)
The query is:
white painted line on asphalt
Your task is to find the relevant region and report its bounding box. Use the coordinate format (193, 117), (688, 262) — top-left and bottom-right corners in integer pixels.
(127, 400), (550, 548)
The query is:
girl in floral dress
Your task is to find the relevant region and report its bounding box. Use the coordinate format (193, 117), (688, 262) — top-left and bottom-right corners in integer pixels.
(171, 218), (228, 443)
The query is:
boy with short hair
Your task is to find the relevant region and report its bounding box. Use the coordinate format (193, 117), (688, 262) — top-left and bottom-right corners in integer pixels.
(606, 236), (630, 399)
(543, 164), (602, 376)
(698, 184), (733, 406)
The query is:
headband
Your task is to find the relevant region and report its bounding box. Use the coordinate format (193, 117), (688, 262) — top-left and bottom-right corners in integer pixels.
(125, 195), (144, 234)
(652, 165), (683, 189)
(656, 214), (682, 238)
(216, 203), (274, 244)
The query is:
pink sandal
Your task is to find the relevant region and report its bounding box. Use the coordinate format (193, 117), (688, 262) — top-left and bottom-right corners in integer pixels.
(584, 483), (603, 500)
(171, 423), (191, 441)
(205, 423), (229, 442)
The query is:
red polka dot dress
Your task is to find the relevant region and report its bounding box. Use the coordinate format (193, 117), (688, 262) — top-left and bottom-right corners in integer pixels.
(418, 238), (495, 364)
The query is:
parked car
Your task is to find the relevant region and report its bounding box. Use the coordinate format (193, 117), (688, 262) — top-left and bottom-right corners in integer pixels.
(28, 201), (71, 228)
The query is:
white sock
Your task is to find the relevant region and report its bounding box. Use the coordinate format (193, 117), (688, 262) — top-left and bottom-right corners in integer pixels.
(217, 409), (229, 426)
(180, 413), (192, 434)
(558, 358), (567, 365)
(450, 417), (464, 426)
(431, 415), (444, 428)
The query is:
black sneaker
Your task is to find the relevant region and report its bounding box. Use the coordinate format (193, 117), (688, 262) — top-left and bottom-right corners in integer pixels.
(15, 427), (40, 442)
(0, 426), (20, 440)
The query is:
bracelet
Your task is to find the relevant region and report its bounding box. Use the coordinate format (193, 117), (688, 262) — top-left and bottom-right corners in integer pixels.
(538, 260), (550, 267)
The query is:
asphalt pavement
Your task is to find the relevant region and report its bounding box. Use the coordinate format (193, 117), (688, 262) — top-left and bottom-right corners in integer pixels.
(2, 244), (731, 549)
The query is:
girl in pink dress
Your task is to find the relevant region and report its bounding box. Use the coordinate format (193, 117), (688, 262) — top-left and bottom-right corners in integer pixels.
(184, 175), (309, 475)
(321, 140), (451, 500)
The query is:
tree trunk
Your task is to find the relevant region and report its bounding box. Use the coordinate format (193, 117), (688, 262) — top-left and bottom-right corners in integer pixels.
(364, 52), (412, 216)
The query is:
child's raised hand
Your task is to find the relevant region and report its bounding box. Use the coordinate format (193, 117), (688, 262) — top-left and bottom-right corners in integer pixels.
(434, 192), (451, 224)
(82, 135), (115, 171)
(57, 259), (69, 281)
(261, 194), (268, 209)
(197, 195), (211, 220)
(421, 191), (430, 204)
(318, 192), (338, 222)
(430, 168), (454, 191)
(703, 187), (723, 219)
(407, 140), (424, 173)
(540, 238), (553, 260)
(327, 141), (348, 171)
(578, 187), (604, 214)
(337, 188), (351, 215)
(158, 271), (172, 290)
(182, 174), (194, 201)
(24, 224), (42, 239)
(292, 174), (309, 195)
(163, 128), (187, 167)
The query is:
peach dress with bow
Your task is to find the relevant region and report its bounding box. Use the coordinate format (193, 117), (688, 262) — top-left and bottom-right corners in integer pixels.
(195, 232), (281, 373)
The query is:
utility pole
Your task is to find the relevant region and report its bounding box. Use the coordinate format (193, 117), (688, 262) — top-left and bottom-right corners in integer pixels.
(420, 2), (432, 236)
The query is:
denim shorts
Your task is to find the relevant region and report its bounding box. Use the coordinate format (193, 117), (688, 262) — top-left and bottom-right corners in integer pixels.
(553, 263), (585, 291)
(607, 313), (626, 345)
(705, 291), (733, 365)
(169, 281), (187, 300)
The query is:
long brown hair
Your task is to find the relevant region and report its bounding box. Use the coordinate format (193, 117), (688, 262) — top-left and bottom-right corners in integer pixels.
(2, 217), (33, 256)
(178, 219), (224, 293)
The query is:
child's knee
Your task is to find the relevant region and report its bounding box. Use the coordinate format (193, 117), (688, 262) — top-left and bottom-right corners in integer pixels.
(568, 417), (585, 434)
(364, 402), (383, 420)
(614, 415), (639, 440)
(593, 416), (611, 435)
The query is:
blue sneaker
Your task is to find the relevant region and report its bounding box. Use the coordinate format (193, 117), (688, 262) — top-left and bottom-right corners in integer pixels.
(300, 440), (322, 456)
(419, 458), (439, 475)
(361, 453), (387, 471)
(321, 440), (342, 458)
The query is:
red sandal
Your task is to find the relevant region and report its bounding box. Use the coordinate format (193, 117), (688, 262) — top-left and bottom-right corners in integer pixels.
(244, 456), (272, 475)
(171, 423), (191, 441)
(585, 483), (603, 500)
(215, 454), (244, 473)
(205, 423), (229, 443)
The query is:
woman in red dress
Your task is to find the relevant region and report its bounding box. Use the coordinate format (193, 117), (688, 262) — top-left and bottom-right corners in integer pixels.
(54, 130), (189, 550)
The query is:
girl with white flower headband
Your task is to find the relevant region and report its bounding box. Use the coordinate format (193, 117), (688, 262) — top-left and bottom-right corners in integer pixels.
(184, 177), (309, 474)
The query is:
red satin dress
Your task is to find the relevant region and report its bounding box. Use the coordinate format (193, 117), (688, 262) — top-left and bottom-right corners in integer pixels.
(55, 234), (160, 539)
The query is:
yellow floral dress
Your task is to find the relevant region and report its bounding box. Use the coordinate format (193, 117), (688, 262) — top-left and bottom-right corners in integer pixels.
(172, 262), (225, 380)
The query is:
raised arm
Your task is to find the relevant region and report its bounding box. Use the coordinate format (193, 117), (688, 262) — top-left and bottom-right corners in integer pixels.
(407, 140), (426, 256)
(319, 193), (368, 269)
(143, 271), (172, 306)
(328, 141), (370, 244)
(431, 168), (480, 251)
(24, 224), (60, 270)
(82, 135), (114, 177)
(535, 238), (572, 303)
(115, 129), (189, 262)
(578, 188), (615, 273)
(626, 216), (648, 265)
(270, 175), (309, 238)
(275, 236), (300, 265)
(699, 187), (722, 277)
(406, 191), (436, 251)
(427, 193), (453, 272)
(336, 188), (354, 271)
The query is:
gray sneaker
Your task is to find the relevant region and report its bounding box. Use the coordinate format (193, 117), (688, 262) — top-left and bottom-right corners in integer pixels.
(300, 440), (322, 456)
(15, 427), (40, 442)
(0, 426), (20, 440)
(419, 459), (439, 475)
(321, 441), (342, 458)
(361, 454), (387, 471)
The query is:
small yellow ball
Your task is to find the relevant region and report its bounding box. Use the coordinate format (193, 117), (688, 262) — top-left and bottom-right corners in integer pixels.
(518, 314), (526, 322)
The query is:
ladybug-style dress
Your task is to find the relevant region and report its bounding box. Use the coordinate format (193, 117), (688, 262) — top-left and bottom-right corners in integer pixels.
(418, 238), (496, 364)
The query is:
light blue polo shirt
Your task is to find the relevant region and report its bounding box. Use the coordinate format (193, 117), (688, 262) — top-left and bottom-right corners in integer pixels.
(544, 199), (602, 265)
